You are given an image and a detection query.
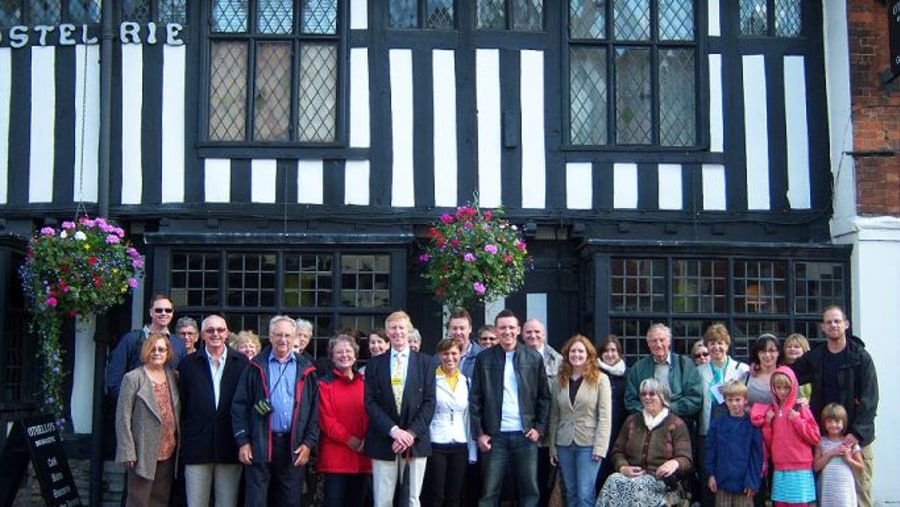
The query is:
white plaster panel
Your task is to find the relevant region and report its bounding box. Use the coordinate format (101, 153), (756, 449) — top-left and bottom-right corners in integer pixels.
(520, 50), (546, 209)
(349, 48), (370, 148)
(345, 160), (370, 205)
(121, 44), (143, 204)
(743, 55), (770, 210)
(709, 54), (724, 153)
(204, 158), (231, 202)
(702, 164), (727, 210)
(613, 163), (638, 209)
(0, 49), (10, 204)
(297, 159), (324, 205)
(251, 159), (277, 203)
(74, 45), (100, 203)
(476, 49), (502, 208)
(784, 55), (811, 209)
(526, 293), (548, 330)
(390, 49), (415, 207)
(566, 162), (592, 210)
(161, 45), (185, 203)
(29, 46), (55, 203)
(658, 164), (683, 210)
(433, 49), (458, 207)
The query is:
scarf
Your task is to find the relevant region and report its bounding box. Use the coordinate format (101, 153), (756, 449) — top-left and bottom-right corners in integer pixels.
(598, 359), (626, 377)
(642, 408), (670, 431)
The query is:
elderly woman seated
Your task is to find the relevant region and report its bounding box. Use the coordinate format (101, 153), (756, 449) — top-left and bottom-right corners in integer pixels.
(596, 378), (693, 507)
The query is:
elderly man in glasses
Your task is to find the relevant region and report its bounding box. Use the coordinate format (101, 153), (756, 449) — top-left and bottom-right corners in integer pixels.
(105, 294), (188, 400)
(178, 313), (249, 506)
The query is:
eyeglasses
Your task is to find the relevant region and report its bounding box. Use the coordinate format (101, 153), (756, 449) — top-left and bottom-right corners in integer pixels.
(153, 307), (174, 314)
(178, 330), (198, 336)
(150, 347), (168, 353)
(640, 391), (658, 398)
(204, 327), (227, 335)
(694, 352), (709, 358)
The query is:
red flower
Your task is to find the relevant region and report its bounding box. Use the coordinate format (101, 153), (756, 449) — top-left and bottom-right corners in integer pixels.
(93, 276), (102, 288)
(450, 239), (460, 247)
(87, 256), (98, 267)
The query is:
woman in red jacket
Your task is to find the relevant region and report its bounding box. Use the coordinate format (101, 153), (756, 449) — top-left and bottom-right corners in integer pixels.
(318, 333), (371, 507)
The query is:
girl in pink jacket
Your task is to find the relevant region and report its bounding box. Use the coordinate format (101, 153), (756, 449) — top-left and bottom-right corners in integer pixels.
(751, 366), (819, 507)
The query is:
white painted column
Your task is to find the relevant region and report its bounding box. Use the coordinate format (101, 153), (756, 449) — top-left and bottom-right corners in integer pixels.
(71, 314), (96, 433)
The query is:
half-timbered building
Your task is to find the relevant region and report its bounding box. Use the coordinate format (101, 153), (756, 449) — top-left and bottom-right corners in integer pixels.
(0, 0), (896, 502)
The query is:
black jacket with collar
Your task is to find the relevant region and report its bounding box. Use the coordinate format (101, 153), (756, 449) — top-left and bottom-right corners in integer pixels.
(469, 341), (551, 438)
(177, 345), (248, 464)
(231, 347), (320, 463)
(790, 336), (878, 446)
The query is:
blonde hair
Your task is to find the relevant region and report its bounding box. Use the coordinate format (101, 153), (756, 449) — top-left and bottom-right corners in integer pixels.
(385, 310), (412, 331)
(721, 380), (748, 398)
(784, 333), (810, 353)
(703, 323), (731, 346)
(771, 372), (792, 389)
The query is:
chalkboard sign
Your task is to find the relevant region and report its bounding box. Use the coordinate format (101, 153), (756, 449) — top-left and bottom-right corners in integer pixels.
(0, 415), (82, 507)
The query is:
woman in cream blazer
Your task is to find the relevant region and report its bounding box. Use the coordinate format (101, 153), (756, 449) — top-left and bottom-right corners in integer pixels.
(548, 334), (612, 507)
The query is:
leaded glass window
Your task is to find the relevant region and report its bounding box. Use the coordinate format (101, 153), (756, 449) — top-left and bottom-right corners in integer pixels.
(607, 255), (847, 365)
(389, 0), (454, 29)
(476, 0), (543, 31)
(0, 0), (102, 26)
(170, 249), (399, 360)
(568, 0), (698, 147)
(740, 0), (802, 38)
(207, 0), (341, 143)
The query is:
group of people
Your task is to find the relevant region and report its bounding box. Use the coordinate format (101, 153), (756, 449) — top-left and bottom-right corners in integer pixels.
(106, 296), (878, 507)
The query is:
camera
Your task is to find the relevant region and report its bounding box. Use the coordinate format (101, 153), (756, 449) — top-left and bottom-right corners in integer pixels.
(254, 399), (273, 416)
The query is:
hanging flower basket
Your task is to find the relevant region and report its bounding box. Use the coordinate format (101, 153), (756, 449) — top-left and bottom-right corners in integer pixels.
(419, 201), (530, 310)
(19, 216), (144, 425)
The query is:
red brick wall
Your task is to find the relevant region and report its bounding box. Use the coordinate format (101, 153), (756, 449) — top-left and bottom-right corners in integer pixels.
(848, 2), (900, 215)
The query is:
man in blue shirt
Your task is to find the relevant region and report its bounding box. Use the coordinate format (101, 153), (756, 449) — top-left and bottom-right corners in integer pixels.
(232, 315), (319, 507)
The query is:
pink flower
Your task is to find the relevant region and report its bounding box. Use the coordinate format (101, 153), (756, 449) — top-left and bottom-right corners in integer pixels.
(40, 227), (55, 236)
(45, 296), (58, 307)
(114, 227), (125, 237)
(105, 234), (120, 244)
(132, 259), (144, 269)
(484, 210), (493, 221)
(516, 241), (527, 250)
(450, 239), (460, 247)
(127, 278), (139, 288)
(441, 213), (454, 224)
(473, 282), (486, 295)
(419, 253), (431, 263)
(126, 247), (139, 257)
(484, 244), (498, 255)
(464, 253), (476, 262)
(61, 221), (75, 230)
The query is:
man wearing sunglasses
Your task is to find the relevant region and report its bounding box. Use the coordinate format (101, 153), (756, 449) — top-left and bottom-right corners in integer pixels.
(105, 294), (187, 400)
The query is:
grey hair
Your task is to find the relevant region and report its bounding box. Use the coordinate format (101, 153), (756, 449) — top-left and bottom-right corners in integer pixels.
(639, 378), (671, 407)
(296, 318), (313, 333)
(646, 322), (672, 340)
(175, 316), (198, 331)
(328, 333), (360, 358)
(269, 315), (298, 335)
(409, 327), (422, 344)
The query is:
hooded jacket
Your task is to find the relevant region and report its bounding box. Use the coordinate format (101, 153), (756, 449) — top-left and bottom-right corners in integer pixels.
(750, 366), (819, 471)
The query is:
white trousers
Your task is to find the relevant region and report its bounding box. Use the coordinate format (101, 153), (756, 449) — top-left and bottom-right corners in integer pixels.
(184, 463), (242, 507)
(372, 455), (428, 507)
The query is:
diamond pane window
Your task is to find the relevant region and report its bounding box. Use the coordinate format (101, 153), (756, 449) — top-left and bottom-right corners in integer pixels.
(658, 0), (693, 41)
(570, 0), (605, 39)
(477, 0), (505, 29)
(303, 0), (337, 33)
(426, 0), (454, 29)
(570, 46), (607, 145)
(254, 42), (292, 141)
(0, 2), (22, 26)
(615, 47), (651, 145)
(389, 0), (416, 27)
(160, 0), (187, 24)
(775, 0), (801, 37)
(70, 0), (100, 23)
(513, 0), (542, 31)
(614, 0), (649, 41)
(659, 49), (695, 146)
(568, 0), (698, 147)
(207, 0), (341, 144)
(31, 0), (61, 24)
(740, 0), (767, 36)
(213, 0), (249, 32)
(259, 0), (293, 34)
(209, 41), (248, 141)
(298, 43), (338, 142)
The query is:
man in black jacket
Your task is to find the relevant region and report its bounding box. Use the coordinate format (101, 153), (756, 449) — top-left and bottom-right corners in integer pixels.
(469, 309), (550, 507)
(232, 315), (319, 507)
(177, 313), (248, 507)
(791, 305), (878, 507)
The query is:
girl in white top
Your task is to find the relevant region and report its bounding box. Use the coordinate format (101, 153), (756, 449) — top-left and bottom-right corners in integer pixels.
(814, 403), (864, 507)
(424, 338), (475, 507)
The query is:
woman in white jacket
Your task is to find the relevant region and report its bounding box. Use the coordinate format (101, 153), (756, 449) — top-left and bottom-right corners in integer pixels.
(423, 338), (475, 507)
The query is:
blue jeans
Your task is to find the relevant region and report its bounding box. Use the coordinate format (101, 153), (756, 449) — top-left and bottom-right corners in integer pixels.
(479, 432), (538, 507)
(556, 444), (600, 507)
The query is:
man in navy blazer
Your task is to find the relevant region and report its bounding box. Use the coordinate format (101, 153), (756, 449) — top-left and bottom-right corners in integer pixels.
(178, 314), (248, 507)
(364, 310), (436, 507)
